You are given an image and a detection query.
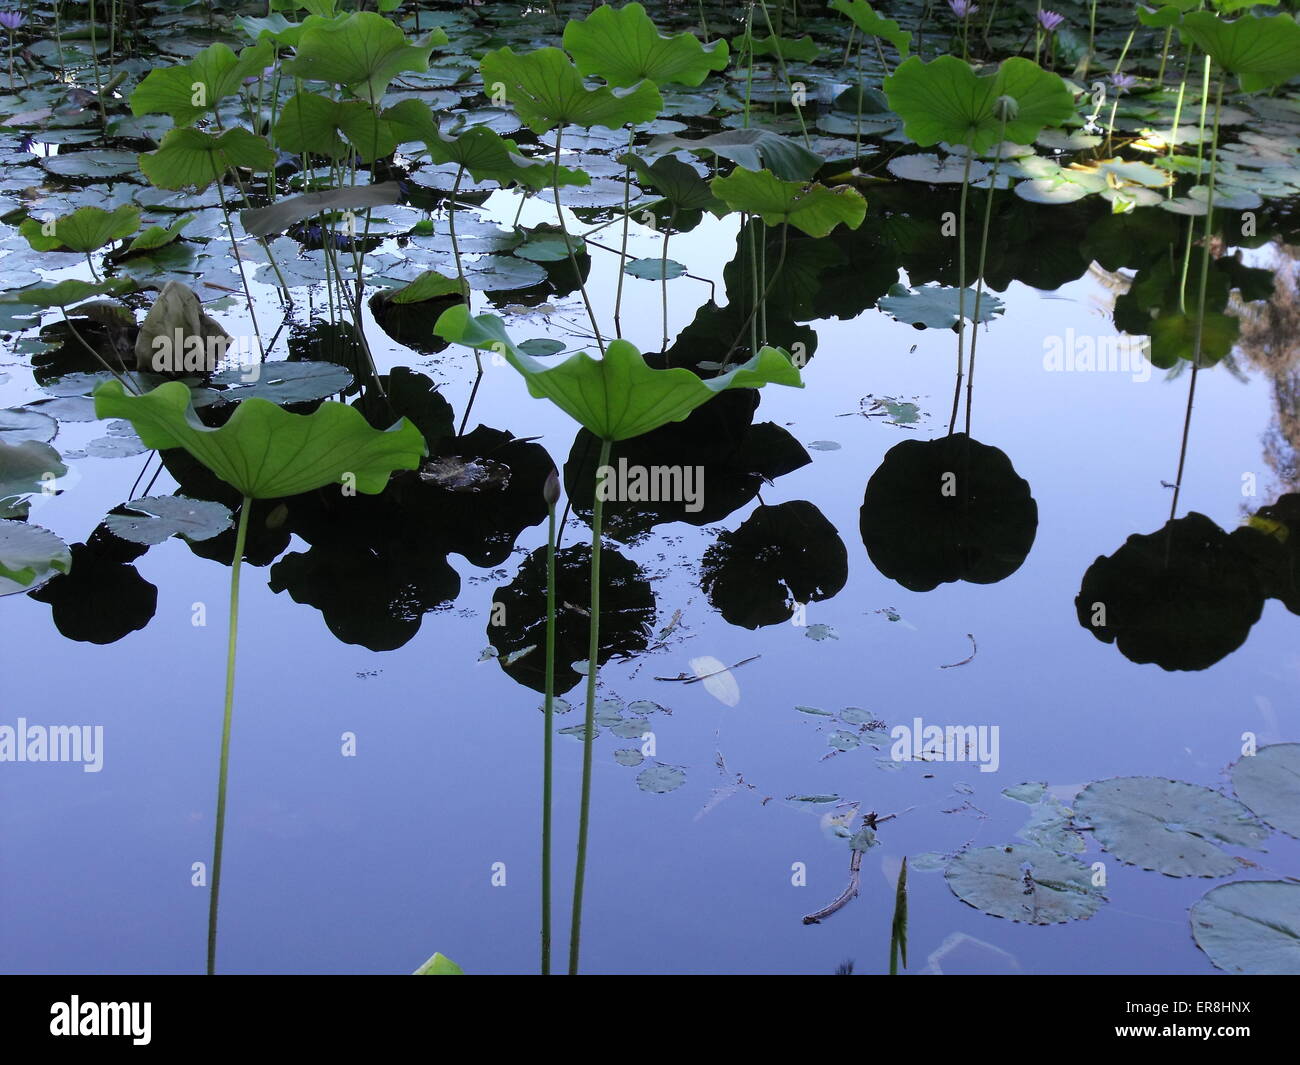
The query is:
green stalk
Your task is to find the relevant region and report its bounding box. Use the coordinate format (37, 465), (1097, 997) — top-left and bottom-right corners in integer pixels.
(207, 495), (252, 976)
(1170, 77), (1223, 523)
(888, 858), (908, 975)
(541, 487), (558, 975)
(569, 436), (613, 976)
(613, 126), (636, 338)
(965, 115), (1007, 436)
(552, 128), (605, 353)
(948, 149), (974, 436)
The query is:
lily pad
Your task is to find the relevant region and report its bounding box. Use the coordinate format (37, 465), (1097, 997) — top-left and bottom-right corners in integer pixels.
(104, 495), (233, 546)
(1072, 776), (1267, 877)
(1190, 880), (1300, 974)
(1230, 743), (1300, 838)
(637, 764), (687, 794)
(0, 518), (72, 594)
(623, 257), (686, 280)
(878, 283), (1005, 328)
(945, 844), (1106, 924)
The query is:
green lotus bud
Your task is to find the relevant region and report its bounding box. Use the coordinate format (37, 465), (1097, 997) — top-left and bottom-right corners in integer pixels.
(994, 95), (1019, 122)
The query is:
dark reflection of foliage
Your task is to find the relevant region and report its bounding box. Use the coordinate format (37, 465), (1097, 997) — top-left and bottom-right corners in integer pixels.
(662, 294), (817, 368)
(563, 389), (810, 542)
(28, 523), (157, 644)
(860, 433), (1038, 592)
(1076, 512), (1264, 672)
(268, 534), (460, 652)
(288, 319), (371, 395)
(422, 425), (554, 567)
(1230, 494), (1300, 616)
(700, 500), (847, 628)
(159, 448), (294, 567)
(32, 313), (136, 380)
(352, 366), (455, 452)
(369, 288), (460, 356)
(487, 544), (656, 695)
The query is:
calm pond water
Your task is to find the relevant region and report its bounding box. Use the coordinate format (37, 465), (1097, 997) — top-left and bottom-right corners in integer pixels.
(1, 0), (1299, 976)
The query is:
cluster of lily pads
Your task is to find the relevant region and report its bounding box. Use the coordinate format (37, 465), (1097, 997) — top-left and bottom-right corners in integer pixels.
(1, 0), (1299, 976)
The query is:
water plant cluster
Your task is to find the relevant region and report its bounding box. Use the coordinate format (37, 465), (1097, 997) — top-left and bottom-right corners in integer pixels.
(1, 0), (1299, 975)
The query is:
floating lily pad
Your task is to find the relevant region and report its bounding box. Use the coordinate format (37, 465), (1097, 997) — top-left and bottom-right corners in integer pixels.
(614, 748), (645, 767)
(887, 152), (991, 183)
(945, 844), (1105, 924)
(104, 495), (233, 546)
(1072, 777), (1267, 877)
(623, 257), (686, 280)
(878, 283), (1005, 328)
(1230, 743), (1300, 839)
(1190, 880), (1300, 975)
(0, 518), (72, 594)
(637, 764), (687, 794)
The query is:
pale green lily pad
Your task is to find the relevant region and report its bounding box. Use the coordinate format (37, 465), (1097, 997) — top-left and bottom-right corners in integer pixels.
(0, 439), (66, 517)
(623, 257), (686, 280)
(637, 764), (687, 793)
(805, 623), (839, 640)
(614, 748), (645, 767)
(1072, 776), (1267, 878)
(946, 844), (1106, 924)
(1190, 880), (1300, 974)
(104, 495), (233, 546)
(887, 153), (991, 183)
(1230, 743), (1300, 839)
(878, 283), (1005, 328)
(0, 518), (72, 594)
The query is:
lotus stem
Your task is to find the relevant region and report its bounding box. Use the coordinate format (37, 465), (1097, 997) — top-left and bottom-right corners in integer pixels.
(966, 115), (1007, 436)
(1169, 77), (1223, 524)
(948, 149), (974, 436)
(207, 495), (252, 975)
(551, 127), (604, 354)
(569, 436), (613, 976)
(542, 487), (558, 975)
(613, 128), (636, 339)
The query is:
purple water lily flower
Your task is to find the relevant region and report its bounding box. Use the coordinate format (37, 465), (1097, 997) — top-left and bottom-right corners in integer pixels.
(948, 0), (979, 18)
(1038, 10), (1065, 32)
(0, 10), (24, 31)
(1111, 72), (1139, 93)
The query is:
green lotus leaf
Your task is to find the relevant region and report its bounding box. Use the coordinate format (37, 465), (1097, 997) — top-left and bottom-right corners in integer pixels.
(20, 205), (141, 254)
(0, 278), (134, 310)
(884, 55), (1074, 154)
(413, 952), (464, 975)
(479, 46), (663, 134)
(433, 304), (802, 441)
(93, 379), (427, 499)
(1137, 4), (1187, 28)
(829, 0), (912, 58)
(131, 40), (275, 125)
(563, 2), (728, 88)
(273, 93), (398, 163)
(125, 215), (194, 254)
(280, 12), (446, 101)
(646, 128), (823, 181)
(1179, 12), (1300, 92)
(711, 168), (866, 237)
(733, 33), (820, 62)
(383, 101), (590, 188)
(235, 13), (304, 46)
(0, 518), (71, 594)
(141, 127), (276, 191)
(388, 270), (468, 304)
(621, 152), (727, 214)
